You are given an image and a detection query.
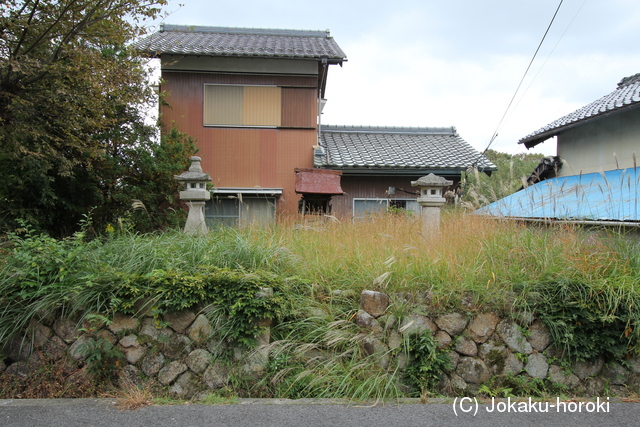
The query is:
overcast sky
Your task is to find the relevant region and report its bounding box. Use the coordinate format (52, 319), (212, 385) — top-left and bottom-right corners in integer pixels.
(149, 0), (640, 156)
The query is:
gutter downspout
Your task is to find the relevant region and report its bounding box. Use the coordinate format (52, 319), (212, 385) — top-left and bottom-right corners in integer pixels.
(318, 57), (328, 147)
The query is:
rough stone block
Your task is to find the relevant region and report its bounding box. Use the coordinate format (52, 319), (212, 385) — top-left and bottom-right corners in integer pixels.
(53, 317), (81, 343)
(163, 310), (196, 334)
(30, 321), (52, 348)
(434, 330), (452, 349)
(68, 336), (95, 362)
(187, 314), (213, 342)
(158, 361), (188, 385)
(468, 313), (501, 343)
(502, 351), (524, 375)
(186, 349), (213, 374)
(122, 344), (146, 365)
(527, 320), (551, 351)
(456, 357), (491, 384)
(141, 352), (165, 377)
(355, 310), (382, 332)
(524, 352), (549, 379)
(203, 362), (230, 390)
(108, 313), (140, 334)
(360, 336), (390, 370)
(496, 320), (532, 354)
(360, 290), (389, 318)
(548, 365), (581, 389)
(602, 361), (630, 385)
(454, 337), (477, 357)
(573, 357), (604, 380)
(435, 312), (468, 336)
(399, 314), (437, 336)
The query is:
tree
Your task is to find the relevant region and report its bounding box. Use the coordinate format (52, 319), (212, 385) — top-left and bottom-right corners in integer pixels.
(0, 0), (195, 236)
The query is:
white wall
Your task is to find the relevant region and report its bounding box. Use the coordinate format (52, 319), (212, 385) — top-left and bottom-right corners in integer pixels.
(557, 107), (640, 176)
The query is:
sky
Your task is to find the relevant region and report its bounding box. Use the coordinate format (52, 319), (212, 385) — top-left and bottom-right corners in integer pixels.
(146, 0), (640, 156)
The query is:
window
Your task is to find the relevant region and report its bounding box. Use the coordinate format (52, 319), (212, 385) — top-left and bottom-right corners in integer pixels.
(204, 85), (281, 127)
(206, 196), (276, 227)
(353, 198), (421, 220)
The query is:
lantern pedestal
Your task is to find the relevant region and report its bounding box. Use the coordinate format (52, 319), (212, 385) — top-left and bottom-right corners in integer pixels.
(411, 174), (453, 237)
(183, 201), (208, 236)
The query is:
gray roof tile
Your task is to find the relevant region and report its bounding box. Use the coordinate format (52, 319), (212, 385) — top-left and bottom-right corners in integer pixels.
(317, 126), (496, 171)
(134, 24), (346, 63)
(520, 73), (640, 148)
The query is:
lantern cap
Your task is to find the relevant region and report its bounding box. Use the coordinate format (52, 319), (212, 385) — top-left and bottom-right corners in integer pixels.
(411, 173), (453, 188)
(174, 156), (212, 182)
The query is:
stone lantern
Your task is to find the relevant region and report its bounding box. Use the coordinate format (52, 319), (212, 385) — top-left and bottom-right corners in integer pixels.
(174, 156), (212, 235)
(411, 173), (453, 236)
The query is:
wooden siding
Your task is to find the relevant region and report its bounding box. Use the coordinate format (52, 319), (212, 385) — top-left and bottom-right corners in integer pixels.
(330, 175), (460, 219)
(282, 88), (316, 128)
(160, 71), (318, 217)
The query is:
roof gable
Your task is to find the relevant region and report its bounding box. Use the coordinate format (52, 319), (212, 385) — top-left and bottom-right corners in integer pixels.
(134, 24), (346, 63)
(317, 125), (496, 173)
(519, 73), (640, 148)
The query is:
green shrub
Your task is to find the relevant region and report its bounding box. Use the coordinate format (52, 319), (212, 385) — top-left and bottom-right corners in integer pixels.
(114, 268), (286, 347)
(403, 332), (451, 396)
(516, 279), (640, 360)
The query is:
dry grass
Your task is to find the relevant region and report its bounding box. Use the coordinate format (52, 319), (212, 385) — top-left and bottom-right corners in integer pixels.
(238, 210), (639, 313)
(108, 379), (153, 411)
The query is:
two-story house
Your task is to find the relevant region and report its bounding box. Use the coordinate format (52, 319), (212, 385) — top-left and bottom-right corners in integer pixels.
(137, 25), (495, 223)
(136, 24), (347, 225)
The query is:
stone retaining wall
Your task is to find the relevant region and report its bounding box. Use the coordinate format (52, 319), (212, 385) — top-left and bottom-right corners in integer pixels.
(3, 289), (640, 398)
(356, 290), (640, 396)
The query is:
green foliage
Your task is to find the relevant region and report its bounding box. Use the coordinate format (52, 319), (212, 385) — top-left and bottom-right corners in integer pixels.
(480, 373), (568, 398)
(83, 338), (126, 383)
(515, 279), (640, 361)
(115, 268), (285, 346)
(89, 126), (198, 234)
(462, 149), (545, 208)
(403, 332), (451, 396)
(478, 383), (514, 398)
(0, 0), (188, 237)
(0, 222), (100, 343)
(0, 227), (289, 349)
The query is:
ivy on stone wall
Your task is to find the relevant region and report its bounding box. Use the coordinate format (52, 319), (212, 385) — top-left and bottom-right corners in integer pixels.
(516, 279), (640, 361)
(113, 268), (286, 347)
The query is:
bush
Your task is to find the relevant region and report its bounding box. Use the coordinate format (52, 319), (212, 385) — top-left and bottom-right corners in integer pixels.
(516, 278), (640, 360)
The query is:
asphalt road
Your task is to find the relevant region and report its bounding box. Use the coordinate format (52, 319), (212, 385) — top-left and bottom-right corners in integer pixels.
(2, 398), (640, 427)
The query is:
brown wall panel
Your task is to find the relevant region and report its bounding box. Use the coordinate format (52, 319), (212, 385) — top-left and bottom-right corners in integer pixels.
(275, 130), (317, 214)
(282, 88), (317, 128)
(160, 71), (319, 217)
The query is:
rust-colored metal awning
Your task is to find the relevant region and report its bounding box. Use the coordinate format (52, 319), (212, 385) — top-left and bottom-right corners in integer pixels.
(295, 168), (343, 195)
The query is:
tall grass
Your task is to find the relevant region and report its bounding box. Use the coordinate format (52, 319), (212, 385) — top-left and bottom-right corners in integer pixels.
(3, 212), (640, 398)
(258, 212), (640, 312)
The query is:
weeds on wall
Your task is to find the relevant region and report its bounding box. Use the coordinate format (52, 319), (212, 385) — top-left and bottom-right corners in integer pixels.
(403, 332), (451, 397)
(515, 278), (640, 361)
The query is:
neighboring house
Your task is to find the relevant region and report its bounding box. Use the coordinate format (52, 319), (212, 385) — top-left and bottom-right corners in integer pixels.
(478, 73), (640, 223)
(136, 25), (495, 223)
(135, 24), (346, 226)
(317, 126), (496, 218)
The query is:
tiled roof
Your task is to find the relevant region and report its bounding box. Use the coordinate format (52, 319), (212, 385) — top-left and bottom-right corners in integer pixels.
(519, 73), (640, 148)
(317, 126), (496, 172)
(134, 24), (346, 63)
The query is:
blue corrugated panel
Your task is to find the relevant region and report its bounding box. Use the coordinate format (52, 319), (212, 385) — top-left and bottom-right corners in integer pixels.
(476, 167), (640, 221)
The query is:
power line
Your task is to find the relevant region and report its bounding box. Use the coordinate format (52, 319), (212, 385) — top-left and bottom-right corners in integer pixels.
(473, 0), (565, 168)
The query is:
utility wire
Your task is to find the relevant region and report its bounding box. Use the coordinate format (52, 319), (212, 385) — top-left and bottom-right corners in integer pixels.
(473, 0), (565, 168)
